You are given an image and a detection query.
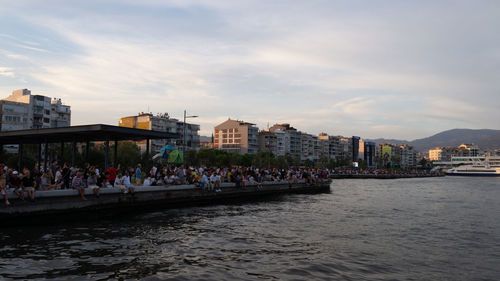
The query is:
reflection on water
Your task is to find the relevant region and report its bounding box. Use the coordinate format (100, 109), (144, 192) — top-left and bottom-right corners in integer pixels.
(1, 177), (500, 280)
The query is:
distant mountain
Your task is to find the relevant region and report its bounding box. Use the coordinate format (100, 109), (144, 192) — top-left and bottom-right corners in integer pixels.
(199, 135), (212, 142)
(368, 129), (500, 152)
(367, 138), (410, 145)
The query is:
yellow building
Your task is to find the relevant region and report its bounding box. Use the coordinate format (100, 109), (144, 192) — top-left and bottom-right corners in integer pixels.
(429, 148), (443, 161)
(119, 113), (200, 152)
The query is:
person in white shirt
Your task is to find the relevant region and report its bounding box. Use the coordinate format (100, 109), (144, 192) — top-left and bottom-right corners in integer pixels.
(209, 173), (217, 191)
(143, 177), (152, 186)
(114, 173), (126, 193)
(201, 173), (209, 191)
(122, 172), (135, 194)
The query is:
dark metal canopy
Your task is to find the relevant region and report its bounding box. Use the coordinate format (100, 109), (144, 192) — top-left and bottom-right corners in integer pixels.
(0, 124), (179, 144)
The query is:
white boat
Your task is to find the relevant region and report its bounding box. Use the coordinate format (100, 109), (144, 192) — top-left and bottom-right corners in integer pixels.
(446, 156), (500, 176)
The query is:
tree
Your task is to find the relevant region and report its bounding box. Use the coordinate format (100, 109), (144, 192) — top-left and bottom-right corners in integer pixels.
(116, 141), (142, 169)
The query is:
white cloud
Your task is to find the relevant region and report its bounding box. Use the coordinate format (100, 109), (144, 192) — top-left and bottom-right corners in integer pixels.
(0, 0), (499, 140)
(0, 67), (15, 78)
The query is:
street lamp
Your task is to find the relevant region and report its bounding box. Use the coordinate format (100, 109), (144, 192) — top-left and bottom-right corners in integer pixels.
(183, 110), (198, 154)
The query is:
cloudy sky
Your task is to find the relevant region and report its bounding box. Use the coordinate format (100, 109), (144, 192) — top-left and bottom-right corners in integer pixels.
(1, 0), (499, 140)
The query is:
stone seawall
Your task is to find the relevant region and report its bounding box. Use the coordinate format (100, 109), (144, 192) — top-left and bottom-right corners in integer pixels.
(0, 181), (330, 225)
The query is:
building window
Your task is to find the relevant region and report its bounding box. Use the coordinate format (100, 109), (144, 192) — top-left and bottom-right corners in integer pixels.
(229, 134), (233, 138)
(222, 134), (227, 138)
(43, 118), (50, 123)
(222, 129), (227, 133)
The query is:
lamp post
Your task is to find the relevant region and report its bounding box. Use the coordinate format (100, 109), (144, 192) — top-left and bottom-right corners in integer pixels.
(183, 110), (198, 155)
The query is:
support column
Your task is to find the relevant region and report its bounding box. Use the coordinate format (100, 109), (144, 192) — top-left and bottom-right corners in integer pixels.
(72, 139), (77, 166)
(113, 139), (118, 168)
(44, 141), (49, 172)
(60, 141), (64, 163)
(38, 143), (42, 172)
(104, 137), (109, 170)
(17, 143), (23, 171)
(146, 138), (150, 165)
(85, 140), (90, 163)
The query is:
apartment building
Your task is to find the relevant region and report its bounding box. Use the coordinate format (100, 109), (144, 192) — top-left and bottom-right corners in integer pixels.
(119, 112), (200, 152)
(214, 118), (258, 154)
(1, 89), (70, 131)
(269, 124), (301, 157)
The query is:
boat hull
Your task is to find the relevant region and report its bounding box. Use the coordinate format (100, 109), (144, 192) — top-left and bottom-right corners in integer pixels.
(446, 172), (500, 177)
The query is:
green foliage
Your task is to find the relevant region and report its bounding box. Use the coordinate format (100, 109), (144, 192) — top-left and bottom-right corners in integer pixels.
(115, 141), (141, 169)
(4, 153), (36, 171)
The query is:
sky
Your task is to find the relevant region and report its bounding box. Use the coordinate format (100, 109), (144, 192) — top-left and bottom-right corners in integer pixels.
(1, 0), (499, 140)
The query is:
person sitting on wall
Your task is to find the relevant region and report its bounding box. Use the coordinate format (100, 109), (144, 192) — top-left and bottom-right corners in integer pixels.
(115, 172), (135, 194)
(39, 171), (50, 190)
(8, 170), (24, 201)
(47, 172), (64, 190)
(142, 176), (152, 186)
(106, 164), (119, 187)
(21, 167), (36, 202)
(123, 171), (135, 195)
(0, 167), (10, 206)
(72, 171), (87, 201)
(200, 172), (209, 191)
(114, 173), (124, 191)
(87, 171), (100, 198)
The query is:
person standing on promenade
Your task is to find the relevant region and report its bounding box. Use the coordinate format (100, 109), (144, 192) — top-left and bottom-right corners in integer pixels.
(72, 171), (87, 201)
(48, 160), (57, 183)
(0, 167), (10, 205)
(62, 163), (71, 189)
(134, 164), (142, 186)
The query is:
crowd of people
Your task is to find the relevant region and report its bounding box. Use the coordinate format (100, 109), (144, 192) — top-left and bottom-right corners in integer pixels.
(0, 161), (332, 205)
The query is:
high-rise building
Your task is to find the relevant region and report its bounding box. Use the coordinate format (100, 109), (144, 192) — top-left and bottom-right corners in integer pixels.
(274, 129), (290, 156)
(119, 112), (200, 152)
(0, 100), (30, 131)
(352, 136), (360, 162)
(429, 144), (480, 162)
(1, 89), (70, 131)
(50, 98), (71, 127)
(377, 142), (416, 168)
(364, 141), (376, 167)
(269, 124), (301, 156)
(258, 131), (278, 155)
(214, 118), (258, 154)
(300, 133), (315, 161)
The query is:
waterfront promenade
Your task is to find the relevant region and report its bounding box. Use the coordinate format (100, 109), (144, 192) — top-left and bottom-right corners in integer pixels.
(0, 180), (330, 225)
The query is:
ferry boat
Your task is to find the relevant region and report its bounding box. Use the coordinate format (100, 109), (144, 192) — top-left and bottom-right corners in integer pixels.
(446, 156), (500, 176)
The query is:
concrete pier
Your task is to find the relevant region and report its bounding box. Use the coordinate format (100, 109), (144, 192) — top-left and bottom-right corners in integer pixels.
(0, 181), (330, 225)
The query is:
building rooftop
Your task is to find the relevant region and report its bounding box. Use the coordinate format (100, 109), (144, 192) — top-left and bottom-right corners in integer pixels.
(0, 124), (179, 144)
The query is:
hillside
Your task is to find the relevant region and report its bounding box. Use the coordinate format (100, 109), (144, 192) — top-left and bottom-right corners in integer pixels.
(369, 129), (500, 152)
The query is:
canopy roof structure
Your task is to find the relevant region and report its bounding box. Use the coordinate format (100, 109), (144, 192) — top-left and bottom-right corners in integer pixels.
(0, 124), (180, 170)
(0, 124), (179, 145)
